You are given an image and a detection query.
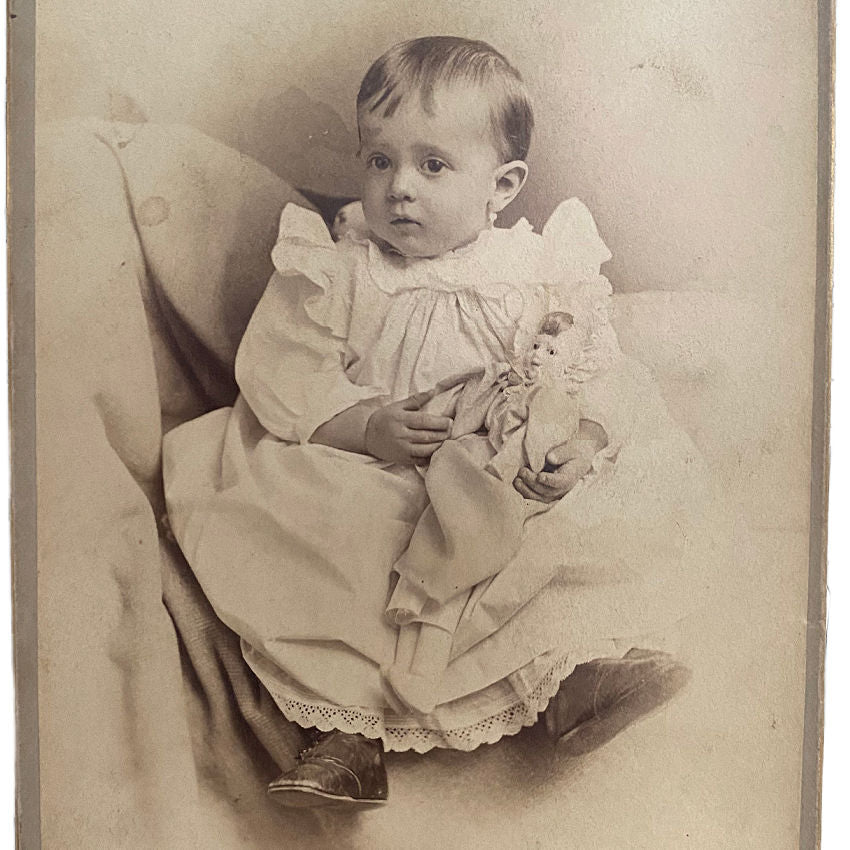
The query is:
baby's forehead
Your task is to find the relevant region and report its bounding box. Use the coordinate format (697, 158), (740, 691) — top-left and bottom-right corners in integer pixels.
(358, 83), (497, 145)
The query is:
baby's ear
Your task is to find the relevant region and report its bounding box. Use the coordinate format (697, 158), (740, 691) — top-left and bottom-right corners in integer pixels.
(490, 161), (529, 214)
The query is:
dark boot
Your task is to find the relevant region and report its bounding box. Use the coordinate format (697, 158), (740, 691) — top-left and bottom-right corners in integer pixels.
(268, 730), (388, 808)
(543, 648), (691, 756)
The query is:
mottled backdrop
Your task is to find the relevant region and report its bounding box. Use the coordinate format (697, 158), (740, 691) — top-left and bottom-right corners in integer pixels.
(37, 0), (817, 296)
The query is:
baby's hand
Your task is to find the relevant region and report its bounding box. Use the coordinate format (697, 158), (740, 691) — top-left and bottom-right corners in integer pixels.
(365, 391), (453, 465)
(514, 453), (591, 503)
(513, 420), (607, 503)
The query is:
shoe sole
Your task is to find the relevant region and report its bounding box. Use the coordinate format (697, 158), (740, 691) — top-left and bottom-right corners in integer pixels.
(556, 661), (692, 757)
(268, 785), (388, 809)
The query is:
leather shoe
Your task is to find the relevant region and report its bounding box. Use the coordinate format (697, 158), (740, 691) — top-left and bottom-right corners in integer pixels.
(544, 648), (691, 756)
(268, 730), (388, 808)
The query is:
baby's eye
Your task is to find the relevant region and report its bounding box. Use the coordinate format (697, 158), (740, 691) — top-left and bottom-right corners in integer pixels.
(367, 154), (391, 171)
(532, 342), (540, 350)
(422, 158), (448, 174)
(548, 349), (557, 356)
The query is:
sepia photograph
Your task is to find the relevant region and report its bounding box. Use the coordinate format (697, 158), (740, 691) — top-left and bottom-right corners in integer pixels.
(10, 0), (831, 846)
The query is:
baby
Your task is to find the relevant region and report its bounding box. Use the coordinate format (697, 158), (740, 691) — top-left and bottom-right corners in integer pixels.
(384, 310), (602, 713)
(164, 35), (697, 808)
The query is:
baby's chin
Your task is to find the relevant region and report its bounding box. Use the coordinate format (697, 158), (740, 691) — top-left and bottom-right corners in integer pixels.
(369, 222), (477, 259)
(376, 232), (445, 258)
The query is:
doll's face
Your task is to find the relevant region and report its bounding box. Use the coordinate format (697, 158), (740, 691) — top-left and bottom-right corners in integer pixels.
(525, 331), (583, 381)
(358, 84), (517, 258)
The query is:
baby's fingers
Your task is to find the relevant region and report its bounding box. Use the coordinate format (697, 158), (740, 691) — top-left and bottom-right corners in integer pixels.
(534, 470), (571, 490)
(403, 411), (453, 432)
(535, 464), (585, 496)
(513, 476), (552, 502)
(409, 442), (442, 459)
(516, 466), (548, 488)
(515, 468), (550, 494)
(405, 429), (449, 445)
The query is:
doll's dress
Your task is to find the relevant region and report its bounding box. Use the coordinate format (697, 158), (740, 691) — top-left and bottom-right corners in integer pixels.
(163, 199), (715, 753)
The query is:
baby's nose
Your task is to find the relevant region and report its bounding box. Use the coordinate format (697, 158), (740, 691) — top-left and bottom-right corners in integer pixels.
(388, 167), (417, 201)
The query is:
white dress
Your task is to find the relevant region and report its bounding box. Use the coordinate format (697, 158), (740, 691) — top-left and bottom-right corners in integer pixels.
(163, 199), (712, 753)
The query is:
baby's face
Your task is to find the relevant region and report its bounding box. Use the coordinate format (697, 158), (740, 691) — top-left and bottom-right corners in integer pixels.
(525, 332), (583, 381)
(358, 83), (503, 258)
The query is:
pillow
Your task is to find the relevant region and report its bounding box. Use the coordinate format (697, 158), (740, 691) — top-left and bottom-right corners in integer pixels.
(99, 120), (312, 402)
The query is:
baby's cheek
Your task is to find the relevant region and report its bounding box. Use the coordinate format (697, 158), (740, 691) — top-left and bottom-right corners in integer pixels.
(360, 195), (383, 231)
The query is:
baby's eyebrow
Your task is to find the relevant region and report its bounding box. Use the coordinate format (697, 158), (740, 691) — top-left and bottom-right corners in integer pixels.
(357, 139), (392, 158)
(415, 143), (454, 161)
(357, 145), (386, 160)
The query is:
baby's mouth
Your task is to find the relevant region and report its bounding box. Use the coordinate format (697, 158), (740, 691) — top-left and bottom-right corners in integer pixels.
(390, 216), (420, 226)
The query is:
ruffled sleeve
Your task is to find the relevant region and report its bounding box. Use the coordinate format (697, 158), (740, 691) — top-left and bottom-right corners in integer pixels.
(539, 199), (613, 323)
(510, 198), (626, 456)
(514, 199), (620, 377)
(235, 203), (384, 443)
(541, 197), (612, 283)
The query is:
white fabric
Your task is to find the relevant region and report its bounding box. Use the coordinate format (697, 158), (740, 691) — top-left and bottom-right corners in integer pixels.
(243, 642), (622, 753)
(163, 198), (716, 752)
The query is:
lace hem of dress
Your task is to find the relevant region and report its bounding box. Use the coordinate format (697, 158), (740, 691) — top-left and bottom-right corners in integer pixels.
(267, 653), (579, 754)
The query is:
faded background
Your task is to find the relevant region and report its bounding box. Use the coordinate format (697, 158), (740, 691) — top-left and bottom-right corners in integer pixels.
(37, 0), (820, 522)
(37, 0), (817, 297)
(32, 1), (821, 847)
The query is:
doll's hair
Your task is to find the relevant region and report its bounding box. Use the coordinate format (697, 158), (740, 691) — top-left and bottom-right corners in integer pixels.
(538, 311), (575, 336)
(357, 36), (534, 162)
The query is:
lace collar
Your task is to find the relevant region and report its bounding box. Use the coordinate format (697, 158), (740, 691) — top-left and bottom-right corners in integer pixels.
(345, 217), (544, 299)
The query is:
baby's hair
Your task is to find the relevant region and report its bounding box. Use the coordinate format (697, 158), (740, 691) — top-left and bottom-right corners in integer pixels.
(357, 36), (534, 163)
(538, 312), (575, 336)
